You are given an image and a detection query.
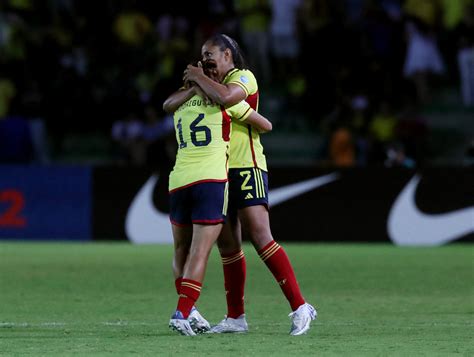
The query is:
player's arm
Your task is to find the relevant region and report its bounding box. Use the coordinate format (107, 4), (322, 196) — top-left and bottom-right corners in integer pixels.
(184, 65), (246, 106)
(244, 109), (273, 134)
(162, 86), (195, 113)
(230, 101), (272, 133)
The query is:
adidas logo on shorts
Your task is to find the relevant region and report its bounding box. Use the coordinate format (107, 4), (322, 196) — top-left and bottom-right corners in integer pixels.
(245, 193), (254, 200)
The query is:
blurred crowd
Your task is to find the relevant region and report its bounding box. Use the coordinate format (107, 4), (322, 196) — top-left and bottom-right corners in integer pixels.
(0, 0), (473, 167)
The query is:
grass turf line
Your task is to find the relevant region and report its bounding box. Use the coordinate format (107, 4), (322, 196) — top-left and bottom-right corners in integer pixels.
(0, 243), (473, 356)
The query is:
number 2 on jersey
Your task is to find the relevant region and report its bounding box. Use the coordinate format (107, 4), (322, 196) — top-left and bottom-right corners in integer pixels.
(177, 113), (211, 148)
(240, 170), (253, 191)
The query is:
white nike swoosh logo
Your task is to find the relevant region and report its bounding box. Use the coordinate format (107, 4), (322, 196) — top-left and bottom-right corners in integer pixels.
(125, 175), (172, 244)
(388, 174), (474, 246)
(268, 173), (340, 207)
(126, 173), (339, 244)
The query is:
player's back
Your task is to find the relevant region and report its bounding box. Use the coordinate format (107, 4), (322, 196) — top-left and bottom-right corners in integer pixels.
(169, 94), (252, 192)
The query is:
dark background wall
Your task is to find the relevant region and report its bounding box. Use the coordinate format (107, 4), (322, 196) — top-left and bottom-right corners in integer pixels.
(1, 165), (472, 245)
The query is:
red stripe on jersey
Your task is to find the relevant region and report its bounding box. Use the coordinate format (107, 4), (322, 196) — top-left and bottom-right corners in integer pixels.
(246, 91), (259, 110)
(247, 125), (258, 167)
(245, 91), (259, 167)
(169, 179), (227, 193)
(221, 106), (231, 141)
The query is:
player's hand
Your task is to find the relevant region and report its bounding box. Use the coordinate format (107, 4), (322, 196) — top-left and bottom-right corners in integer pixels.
(184, 63), (204, 83)
(207, 68), (219, 82)
(182, 65), (193, 85)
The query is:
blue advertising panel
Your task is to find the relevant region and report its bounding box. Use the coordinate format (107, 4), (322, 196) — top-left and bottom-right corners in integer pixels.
(0, 165), (91, 240)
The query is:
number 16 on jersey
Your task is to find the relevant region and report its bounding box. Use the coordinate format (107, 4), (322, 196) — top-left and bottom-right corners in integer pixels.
(177, 113), (212, 148)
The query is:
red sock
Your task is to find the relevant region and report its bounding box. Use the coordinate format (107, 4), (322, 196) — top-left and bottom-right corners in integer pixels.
(221, 250), (246, 318)
(177, 279), (201, 318)
(175, 277), (182, 295)
(258, 241), (305, 311)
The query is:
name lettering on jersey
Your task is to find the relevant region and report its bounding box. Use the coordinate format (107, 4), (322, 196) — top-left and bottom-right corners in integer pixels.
(176, 99), (216, 112)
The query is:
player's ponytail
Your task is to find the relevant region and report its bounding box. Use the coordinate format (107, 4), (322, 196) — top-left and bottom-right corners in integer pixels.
(206, 34), (248, 70)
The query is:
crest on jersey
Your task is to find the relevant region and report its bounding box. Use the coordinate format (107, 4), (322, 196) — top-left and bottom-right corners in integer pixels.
(240, 75), (249, 84)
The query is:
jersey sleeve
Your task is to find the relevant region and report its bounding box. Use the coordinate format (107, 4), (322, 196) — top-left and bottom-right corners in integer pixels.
(226, 100), (254, 122)
(226, 70), (258, 96)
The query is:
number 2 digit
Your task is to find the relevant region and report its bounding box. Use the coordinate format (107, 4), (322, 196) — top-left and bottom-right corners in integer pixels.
(240, 171), (253, 191)
(0, 190), (26, 227)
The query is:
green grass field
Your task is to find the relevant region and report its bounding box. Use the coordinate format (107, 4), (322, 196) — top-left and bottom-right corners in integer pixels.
(0, 243), (473, 356)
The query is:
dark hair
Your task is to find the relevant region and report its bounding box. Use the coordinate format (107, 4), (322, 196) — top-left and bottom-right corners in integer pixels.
(205, 34), (248, 70)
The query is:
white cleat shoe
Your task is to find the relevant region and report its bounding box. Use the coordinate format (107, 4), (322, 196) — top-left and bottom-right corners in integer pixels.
(289, 303), (317, 336)
(169, 311), (196, 336)
(209, 314), (249, 333)
(188, 306), (211, 334)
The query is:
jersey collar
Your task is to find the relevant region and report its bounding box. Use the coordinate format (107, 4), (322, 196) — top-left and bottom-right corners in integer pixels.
(222, 68), (239, 83)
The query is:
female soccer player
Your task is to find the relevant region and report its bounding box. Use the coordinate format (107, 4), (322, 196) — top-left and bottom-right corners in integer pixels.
(164, 64), (272, 336)
(183, 34), (317, 336)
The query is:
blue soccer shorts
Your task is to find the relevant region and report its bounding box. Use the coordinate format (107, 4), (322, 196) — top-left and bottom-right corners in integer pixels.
(169, 181), (228, 226)
(228, 167), (268, 215)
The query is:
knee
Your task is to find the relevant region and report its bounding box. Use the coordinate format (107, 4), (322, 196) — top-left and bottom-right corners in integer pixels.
(248, 225), (273, 249)
(217, 237), (242, 255)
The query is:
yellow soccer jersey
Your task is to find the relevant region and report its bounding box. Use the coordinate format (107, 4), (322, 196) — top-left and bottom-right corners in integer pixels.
(224, 68), (267, 171)
(169, 94), (253, 191)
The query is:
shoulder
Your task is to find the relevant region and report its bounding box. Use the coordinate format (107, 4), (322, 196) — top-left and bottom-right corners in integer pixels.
(226, 69), (256, 83)
(225, 69), (258, 95)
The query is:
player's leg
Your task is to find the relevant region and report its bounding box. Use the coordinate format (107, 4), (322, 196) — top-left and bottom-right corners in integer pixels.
(217, 214), (246, 319)
(169, 185), (209, 335)
(238, 167), (317, 335)
(172, 224), (192, 293)
(239, 204), (305, 310)
(184, 224), (223, 281)
(171, 223), (210, 334)
(170, 223), (222, 335)
(209, 170), (249, 333)
(169, 186), (192, 292)
(169, 223), (197, 336)
(239, 204), (316, 334)
(210, 216), (249, 333)
(217, 213), (242, 255)
(170, 182), (226, 335)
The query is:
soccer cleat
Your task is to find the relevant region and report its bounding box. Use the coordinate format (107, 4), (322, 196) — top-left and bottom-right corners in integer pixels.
(289, 303), (317, 336)
(188, 306), (211, 334)
(209, 314), (248, 333)
(169, 310), (196, 336)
